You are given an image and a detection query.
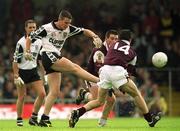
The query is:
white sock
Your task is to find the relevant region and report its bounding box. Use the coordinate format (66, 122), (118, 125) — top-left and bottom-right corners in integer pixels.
(84, 92), (90, 101)
(98, 118), (107, 127)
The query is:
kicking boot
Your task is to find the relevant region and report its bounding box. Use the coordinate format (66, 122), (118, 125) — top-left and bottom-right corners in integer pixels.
(17, 118), (23, 126)
(39, 119), (52, 127)
(69, 110), (80, 128)
(98, 118), (107, 127)
(149, 112), (161, 127)
(29, 117), (39, 126)
(75, 88), (87, 105)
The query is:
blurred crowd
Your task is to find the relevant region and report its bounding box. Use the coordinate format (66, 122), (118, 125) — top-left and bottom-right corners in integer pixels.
(0, 0), (179, 113)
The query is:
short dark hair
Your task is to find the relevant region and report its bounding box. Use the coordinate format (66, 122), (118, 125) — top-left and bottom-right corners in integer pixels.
(105, 30), (118, 38)
(25, 19), (36, 27)
(59, 10), (72, 20)
(119, 29), (134, 41)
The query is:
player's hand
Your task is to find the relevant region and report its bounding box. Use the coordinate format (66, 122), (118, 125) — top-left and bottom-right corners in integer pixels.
(127, 64), (138, 77)
(85, 80), (92, 88)
(93, 50), (104, 63)
(14, 77), (24, 88)
(93, 36), (102, 48)
(24, 51), (33, 61)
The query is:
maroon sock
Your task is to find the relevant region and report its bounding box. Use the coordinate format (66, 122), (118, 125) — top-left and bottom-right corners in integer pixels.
(144, 112), (152, 122)
(77, 107), (86, 117)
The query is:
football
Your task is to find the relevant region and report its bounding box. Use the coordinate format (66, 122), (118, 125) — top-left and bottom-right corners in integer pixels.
(152, 52), (168, 68)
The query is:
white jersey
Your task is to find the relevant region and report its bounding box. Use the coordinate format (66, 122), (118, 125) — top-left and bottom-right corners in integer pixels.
(29, 21), (84, 55)
(13, 36), (42, 69)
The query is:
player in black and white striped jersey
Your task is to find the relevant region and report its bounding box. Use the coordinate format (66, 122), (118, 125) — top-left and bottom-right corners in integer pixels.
(25, 10), (102, 127)
(12, 19), (46, 126)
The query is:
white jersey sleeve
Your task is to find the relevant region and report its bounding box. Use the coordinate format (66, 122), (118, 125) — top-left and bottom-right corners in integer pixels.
(13, 41), (23, 63)
(29, 22), (85, 55)
(29, 26), (47, 41)
(13, 36), (42, 70)
(68, 25), (84, 38)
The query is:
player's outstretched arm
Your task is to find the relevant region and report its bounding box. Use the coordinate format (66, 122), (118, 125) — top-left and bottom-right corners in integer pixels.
(83, 29), (102, 48)
(12, 62), (24, 87)
(25, 37), (33, 60)
(83, 29), (98, 37)
(25, 36), (31, 52)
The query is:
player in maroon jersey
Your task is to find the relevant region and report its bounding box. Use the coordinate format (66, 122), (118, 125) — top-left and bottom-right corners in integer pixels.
(69, 29), (161, 128)
(75, 30), (119, 126)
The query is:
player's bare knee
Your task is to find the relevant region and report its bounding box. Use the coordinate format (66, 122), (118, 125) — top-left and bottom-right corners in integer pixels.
(39, 91), (46, 99)
(49, 90), (59, 97)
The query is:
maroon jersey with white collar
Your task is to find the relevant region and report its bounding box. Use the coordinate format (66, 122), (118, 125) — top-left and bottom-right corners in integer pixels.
(104, 40), (137, 69)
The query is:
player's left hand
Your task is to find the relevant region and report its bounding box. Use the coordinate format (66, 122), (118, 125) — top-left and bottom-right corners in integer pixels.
(127, 64), (138, 77)
(24, 51), (33, 61)
(14, 77), (24, 88)
(93, 50), (104, 63)
(84, 80), (91, 89)
(93, 36), (102, 48)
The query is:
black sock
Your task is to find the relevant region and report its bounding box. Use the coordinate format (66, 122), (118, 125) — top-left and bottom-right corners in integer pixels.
(77, 107), (86, 117)
(17, 117), (22, 120)
(41, 114), (49, 120)
(144, 112), (152, 122)
(82, 91), (87, 99)
(31, 112), (38, 119)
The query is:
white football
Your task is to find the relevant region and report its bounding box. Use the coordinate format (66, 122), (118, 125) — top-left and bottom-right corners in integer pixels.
(152, 52), (168, 68)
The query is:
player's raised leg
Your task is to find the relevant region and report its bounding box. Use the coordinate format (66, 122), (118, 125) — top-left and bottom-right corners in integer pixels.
(51, 57), (99, 83)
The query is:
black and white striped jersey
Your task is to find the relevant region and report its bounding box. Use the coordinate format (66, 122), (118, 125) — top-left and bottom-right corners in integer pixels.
(13, 36), (42, 69)
(29, 21), (84, 55)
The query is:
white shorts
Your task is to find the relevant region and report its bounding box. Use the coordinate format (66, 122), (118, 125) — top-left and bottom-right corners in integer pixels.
(97, 65), (129, 89)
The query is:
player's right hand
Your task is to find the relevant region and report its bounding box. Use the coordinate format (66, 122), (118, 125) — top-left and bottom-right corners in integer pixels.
(14, 77), (24, 88)
(85, 80), (91, 88)
(93, 36), (102, 48)
(93, 50), (105, 63)
(24, 51), (33, 61)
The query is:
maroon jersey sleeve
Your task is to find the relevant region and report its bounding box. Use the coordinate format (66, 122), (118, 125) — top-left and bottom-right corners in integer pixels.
(87, 45), (107, 77)
(87, 48), (98, 76)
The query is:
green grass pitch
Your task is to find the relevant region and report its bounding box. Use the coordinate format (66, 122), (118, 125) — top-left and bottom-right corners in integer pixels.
(0, 117), (180, 131)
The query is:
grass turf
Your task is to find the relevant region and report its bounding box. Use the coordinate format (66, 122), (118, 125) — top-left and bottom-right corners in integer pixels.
(0, 117), (180, 131)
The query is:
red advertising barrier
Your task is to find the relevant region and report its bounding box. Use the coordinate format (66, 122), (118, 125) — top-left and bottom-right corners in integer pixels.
(0, 104), (115, 119)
